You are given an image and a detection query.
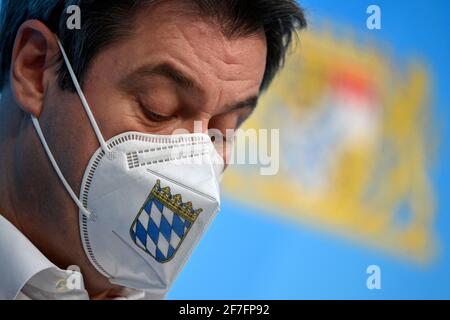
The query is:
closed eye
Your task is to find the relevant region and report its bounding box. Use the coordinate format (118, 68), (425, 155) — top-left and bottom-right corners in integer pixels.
(139, 102), (175, 123)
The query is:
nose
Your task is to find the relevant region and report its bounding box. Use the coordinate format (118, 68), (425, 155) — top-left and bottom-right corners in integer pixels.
(174, 113), (210, 134)
(176, 117), (231, 166)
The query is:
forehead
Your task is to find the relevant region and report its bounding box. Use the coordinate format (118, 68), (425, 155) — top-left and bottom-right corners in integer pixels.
(115, 1), (268, 88)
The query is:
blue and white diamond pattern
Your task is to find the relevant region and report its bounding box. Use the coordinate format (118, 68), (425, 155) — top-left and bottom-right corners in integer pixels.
(131, 198), (192, 263)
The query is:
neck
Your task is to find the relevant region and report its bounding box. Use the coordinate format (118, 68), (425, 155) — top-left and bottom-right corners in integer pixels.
(0, 90), (26, 230)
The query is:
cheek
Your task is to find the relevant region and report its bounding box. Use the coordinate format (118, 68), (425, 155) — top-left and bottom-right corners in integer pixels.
(81, 50), (146, 138)
(39, 91), (101, 190)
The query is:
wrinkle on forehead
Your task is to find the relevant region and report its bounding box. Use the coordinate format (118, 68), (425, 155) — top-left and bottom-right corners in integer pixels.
(179, 23), (266, 83)
(133, 0), (267, 73)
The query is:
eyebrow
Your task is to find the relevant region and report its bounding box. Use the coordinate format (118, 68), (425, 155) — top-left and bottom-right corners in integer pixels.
(123, 62), (259, 112)
(225, 95), (259, 113)
(128, 62), (200, 92)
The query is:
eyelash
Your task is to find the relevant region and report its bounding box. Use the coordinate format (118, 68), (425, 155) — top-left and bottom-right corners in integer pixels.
(139, 102), (174, 123)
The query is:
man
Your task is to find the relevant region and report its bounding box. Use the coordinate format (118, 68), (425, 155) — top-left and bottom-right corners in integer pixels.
(0, 0), (306, 300)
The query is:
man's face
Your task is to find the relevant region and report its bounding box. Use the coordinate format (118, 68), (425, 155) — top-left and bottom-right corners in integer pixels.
(17, 1), (267, 295)
(53, 1), (266, 157)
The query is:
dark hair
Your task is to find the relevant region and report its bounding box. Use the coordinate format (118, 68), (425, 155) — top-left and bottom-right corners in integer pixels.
(0, 0), (306, 92)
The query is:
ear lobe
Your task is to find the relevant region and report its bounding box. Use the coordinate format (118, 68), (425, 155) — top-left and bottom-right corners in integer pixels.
(10, 20), (60, 118)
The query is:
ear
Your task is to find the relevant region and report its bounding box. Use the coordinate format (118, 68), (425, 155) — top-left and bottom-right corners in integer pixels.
(9, 20), (61, 117)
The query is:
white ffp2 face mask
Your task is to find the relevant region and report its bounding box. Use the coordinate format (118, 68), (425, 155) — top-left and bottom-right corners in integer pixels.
(31, 39), (224, 299)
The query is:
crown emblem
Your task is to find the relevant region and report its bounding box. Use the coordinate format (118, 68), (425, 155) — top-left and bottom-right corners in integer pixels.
(150, 179), (203, 223)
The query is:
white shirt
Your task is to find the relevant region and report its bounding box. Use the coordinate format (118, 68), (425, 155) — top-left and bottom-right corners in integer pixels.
(0, 214), (146, 300)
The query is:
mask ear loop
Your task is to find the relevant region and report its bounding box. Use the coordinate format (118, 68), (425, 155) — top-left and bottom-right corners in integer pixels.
(29, 37), (115, 221)
(31, 117), (95, 221)
(55, 38), (111, 155)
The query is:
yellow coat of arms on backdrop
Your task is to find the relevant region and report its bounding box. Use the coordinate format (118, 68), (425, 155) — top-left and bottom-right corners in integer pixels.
(224, 28), (437, 263)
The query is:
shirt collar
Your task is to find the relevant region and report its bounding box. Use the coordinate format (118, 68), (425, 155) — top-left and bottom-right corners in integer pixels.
(0, 214), (61, 299)
(0, 214), (146, 300)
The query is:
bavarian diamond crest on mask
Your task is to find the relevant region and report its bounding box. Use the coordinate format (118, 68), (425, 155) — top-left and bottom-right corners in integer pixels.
(130, 179), (203, 263)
